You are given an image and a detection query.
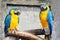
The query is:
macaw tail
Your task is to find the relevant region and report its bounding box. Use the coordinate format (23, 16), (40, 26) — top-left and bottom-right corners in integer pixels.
(49, 23), (52, 37)
(4, 26), (8, 37)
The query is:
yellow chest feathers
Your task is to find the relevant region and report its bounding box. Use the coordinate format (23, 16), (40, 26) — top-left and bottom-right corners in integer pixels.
(40, 10), (48, 20)
(10, 15), (19, 30)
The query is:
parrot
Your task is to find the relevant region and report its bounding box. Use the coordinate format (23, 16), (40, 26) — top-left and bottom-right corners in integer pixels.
(39, 3), (54, 37)
(4, 7), (20, 37)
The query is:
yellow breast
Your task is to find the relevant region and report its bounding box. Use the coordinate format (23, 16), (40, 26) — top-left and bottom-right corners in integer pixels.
(9, 15), (19, 30)
(40, 10), (48, 20)
(39, 10), (49, 28)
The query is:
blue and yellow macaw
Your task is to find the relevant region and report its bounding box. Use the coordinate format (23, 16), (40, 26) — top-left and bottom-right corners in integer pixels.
(4, 8), (20, 37)
(39, 3), (54, 37)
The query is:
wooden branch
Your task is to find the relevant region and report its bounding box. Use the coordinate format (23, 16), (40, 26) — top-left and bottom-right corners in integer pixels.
(25, 29), (45, 35)
(7, 31), (44, 40)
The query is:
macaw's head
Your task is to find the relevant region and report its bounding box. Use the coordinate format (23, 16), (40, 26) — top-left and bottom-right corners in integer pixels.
(40, 3), (51, 11)
(9, 8), (20, 15)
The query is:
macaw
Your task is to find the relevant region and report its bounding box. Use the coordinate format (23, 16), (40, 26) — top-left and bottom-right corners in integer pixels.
(39, 3), (54, 37)
(4, 8), (20, 37)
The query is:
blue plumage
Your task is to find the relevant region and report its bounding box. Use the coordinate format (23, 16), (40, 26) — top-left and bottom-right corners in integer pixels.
(4, 14), (11, 37)
(47, 11), (54, 36)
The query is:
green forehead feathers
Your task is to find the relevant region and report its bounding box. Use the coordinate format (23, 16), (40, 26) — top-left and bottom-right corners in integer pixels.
(9, 7), (19, 11)
(40, 3), (49, 6)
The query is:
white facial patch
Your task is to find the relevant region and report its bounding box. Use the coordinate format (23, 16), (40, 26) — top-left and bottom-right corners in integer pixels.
(15, 11), (17, 13)
(41, 5), (46, 9)
(15, 10), (20, 13)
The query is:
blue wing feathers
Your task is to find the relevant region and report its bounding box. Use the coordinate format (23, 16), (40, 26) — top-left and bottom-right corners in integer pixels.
(4, 14), (11, 36)
(47, 11), (53, 25)
(47, 11), (54, 35)
(4, 15), (11, 27)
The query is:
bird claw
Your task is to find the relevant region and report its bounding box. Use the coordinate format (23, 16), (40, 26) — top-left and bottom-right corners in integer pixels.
(44, 28), (50, 35)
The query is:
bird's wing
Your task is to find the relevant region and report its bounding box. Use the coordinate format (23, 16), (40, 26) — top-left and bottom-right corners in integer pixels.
(4, 15), (11, 36)
(47, 11), (54, 25)
(4, 15), (11, 28)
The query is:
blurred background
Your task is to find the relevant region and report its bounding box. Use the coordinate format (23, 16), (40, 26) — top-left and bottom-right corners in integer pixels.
(0, 0), (60, 40)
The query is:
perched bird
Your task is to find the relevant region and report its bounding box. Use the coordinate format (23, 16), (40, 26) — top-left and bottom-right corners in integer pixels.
(4, 8), (20, 37)
(39, 3), (54, 37)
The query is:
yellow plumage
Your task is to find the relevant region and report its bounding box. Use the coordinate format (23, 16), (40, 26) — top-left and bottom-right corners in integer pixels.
(40, 6), (49, 28)
(8, 10), (19, 31)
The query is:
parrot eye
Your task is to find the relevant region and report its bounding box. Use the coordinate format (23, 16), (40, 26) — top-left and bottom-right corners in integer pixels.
(14, 10), (20, 15)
